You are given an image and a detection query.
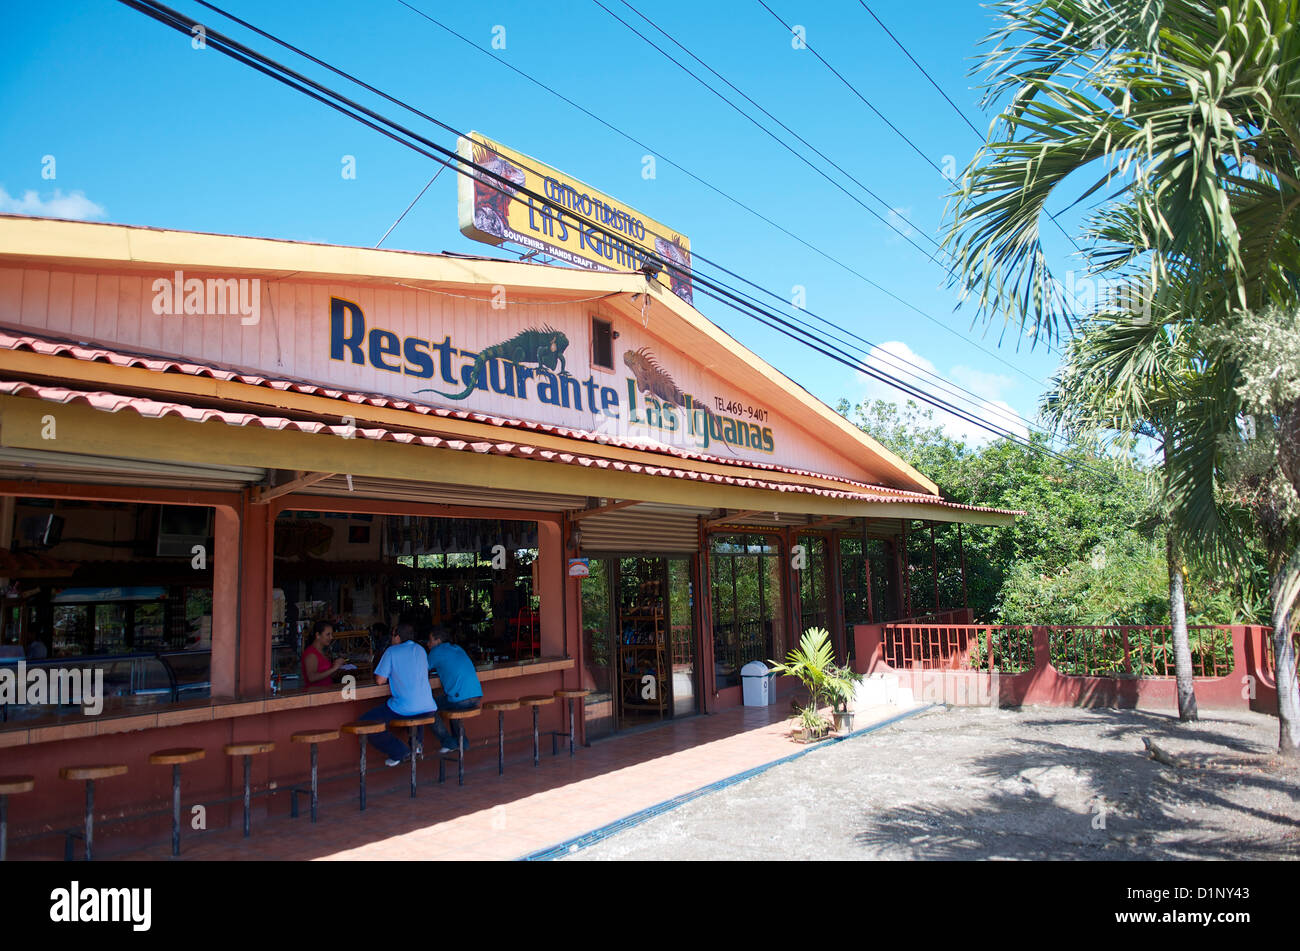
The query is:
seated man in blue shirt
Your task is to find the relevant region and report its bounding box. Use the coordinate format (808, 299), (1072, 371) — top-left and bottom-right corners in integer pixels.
(425, 626), (483, 749)
(361, 623), (458, 766)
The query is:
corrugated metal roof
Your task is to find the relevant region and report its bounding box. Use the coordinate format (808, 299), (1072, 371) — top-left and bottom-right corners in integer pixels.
(0, 378), (1023, 517)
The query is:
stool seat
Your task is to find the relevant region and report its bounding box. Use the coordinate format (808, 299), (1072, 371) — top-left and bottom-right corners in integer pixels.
(223, 741), (274, 756)
(391, 714), (438, 728)
(291, 729), (340, 744)
(0, 775), (35, 795)
(341, 720), (386, 735)
(148, 748), (206, 766)
(519, 694), (555, 706)
(444, 708), (480, 721)
(59, 764), (128, 781)
(483, 699), (520, 711)
(555, 688), (591, 699)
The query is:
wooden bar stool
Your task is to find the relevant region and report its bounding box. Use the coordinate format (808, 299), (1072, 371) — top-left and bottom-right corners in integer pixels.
(222, 741), (274, 838)
(482, 700), (520, 775)
(389, 714), (438, 798)
(340, 720), (385, 811)
(290, 729), (340, 823)
(0, 775), (34, 861)
(552, 688), (592, 757)
(147, 748), (205, 857)
(519, 694), (555, 767)
(59, 764), (127, 861)
(438, 708), (481, 786)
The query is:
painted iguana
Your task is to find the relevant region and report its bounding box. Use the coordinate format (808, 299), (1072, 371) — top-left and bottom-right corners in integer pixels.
(420, 327), (570, 401)
(623, 347), (737, 455)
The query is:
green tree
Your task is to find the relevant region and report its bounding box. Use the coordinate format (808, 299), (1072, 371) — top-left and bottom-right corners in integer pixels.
(944, 0), (1300, 751)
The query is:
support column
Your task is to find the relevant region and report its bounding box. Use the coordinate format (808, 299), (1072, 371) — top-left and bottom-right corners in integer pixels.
(827, 529), (846, 662)
(782, 526), (798, 658)
(930, 521), (939, 615)
(236, 490), (274, 699)
(561, 512), (585, 743)
(538, 517), (565, 658)
(697, 517), (716, 712)
(958, 523), (969, 610)
(211, 503), (239, 700)
(863, 525), (875, 625)
(898, 520), (912, 619)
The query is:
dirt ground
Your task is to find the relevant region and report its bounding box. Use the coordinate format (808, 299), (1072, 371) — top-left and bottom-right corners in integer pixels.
(567, 705), (1300, 860)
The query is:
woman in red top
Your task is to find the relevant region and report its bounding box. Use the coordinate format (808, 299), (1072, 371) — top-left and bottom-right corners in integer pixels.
(302, 620), (343, 689)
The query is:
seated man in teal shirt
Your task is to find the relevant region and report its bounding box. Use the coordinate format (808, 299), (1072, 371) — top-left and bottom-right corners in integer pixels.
(425, 626), (483, 749)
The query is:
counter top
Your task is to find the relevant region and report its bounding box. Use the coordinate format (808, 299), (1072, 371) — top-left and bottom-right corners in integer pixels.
(0, 657), (574, 748)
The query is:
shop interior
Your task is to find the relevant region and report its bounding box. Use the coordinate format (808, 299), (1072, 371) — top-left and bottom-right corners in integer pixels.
(272, 511), (542, 688)
(0, 498), (215, 719)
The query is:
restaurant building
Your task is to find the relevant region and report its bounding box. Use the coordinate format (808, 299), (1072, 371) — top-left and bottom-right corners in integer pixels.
(0, 214), (1014, 845)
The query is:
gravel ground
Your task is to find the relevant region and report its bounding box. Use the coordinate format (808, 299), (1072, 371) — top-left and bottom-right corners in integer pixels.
(567, 705), (1300, 860)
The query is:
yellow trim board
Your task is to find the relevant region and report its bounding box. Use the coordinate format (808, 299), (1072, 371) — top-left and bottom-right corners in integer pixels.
(0, 394), (1014, 525)
(0, 348), (901, 498)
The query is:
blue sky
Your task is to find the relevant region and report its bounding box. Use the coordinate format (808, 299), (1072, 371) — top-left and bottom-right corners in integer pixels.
(0, 0), (1077, 446)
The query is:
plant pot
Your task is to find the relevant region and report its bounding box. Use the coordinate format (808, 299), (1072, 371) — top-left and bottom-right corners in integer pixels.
(833, 710), (855, 733)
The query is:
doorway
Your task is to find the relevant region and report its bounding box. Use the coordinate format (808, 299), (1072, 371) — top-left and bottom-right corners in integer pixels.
(580, 554), (699, 739)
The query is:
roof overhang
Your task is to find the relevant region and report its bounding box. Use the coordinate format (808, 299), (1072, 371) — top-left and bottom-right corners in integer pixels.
(0, 215), (939, 495)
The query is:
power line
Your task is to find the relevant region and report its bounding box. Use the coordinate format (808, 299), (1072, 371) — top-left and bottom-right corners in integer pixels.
(124, 0), (1067, 457)
(375, 164), (446, 248)
(597, 0), (943, 257)
(193, 0), (1049, 391)
(116, 0), (1086, 465)
(389, 0), (1050, 385)
(850, 0), (1086, 259)
(756, 0), (948, 179)
(191, 0), (1054, 442)
(855, 0), (984, 140)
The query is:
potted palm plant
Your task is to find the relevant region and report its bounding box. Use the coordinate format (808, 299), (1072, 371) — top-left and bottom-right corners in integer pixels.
(826, 664), (864, 733)
(768, 627), (836, 743)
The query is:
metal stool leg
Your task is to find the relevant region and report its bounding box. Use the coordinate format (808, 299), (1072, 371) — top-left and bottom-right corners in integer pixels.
(241, 755), (251, 838)
(458, 733), (465, 786)
(497, 711), (505, 776)
(358, 738), (368, 812)
(532, 707), (540, 766)
(569, 698), (576, 756)
(170, 764), (182, 857)
(83, 780), (94, 861)
(408, 727), (418, 798)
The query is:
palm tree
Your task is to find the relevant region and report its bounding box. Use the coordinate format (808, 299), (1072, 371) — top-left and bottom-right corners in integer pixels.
(1044, 308), (1206, 720)
(945, 0), (1300, 750)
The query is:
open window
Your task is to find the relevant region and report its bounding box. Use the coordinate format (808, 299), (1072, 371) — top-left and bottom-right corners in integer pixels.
(591, 316), (614, 371)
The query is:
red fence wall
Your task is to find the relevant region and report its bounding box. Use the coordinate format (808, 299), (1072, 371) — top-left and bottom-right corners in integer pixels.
(853, 621), (1275, 713)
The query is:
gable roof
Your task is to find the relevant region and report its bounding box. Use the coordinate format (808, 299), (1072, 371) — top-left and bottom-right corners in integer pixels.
(0, 214), (938, 495)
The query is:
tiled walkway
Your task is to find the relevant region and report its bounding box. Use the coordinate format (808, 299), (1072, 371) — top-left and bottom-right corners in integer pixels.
(102, 702), (905, 861)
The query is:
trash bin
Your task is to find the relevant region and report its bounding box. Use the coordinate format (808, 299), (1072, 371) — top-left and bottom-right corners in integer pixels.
(741, 661), (776, 706)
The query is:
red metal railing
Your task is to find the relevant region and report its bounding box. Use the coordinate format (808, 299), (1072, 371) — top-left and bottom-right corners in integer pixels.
(881, 624), (1035, 674)
(1262, 630), (1300, 677)
(1047, 626), (1235, 678)
(880, 621), (1242, 679)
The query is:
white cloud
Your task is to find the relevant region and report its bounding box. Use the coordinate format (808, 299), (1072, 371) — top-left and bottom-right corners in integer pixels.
(0, 187), (106, 221)
(886, 206), (915, 240)
(852, 340), (1031, 447)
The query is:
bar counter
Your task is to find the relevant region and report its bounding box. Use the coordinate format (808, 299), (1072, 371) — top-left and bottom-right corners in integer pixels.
(0, 657), (575, 748)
